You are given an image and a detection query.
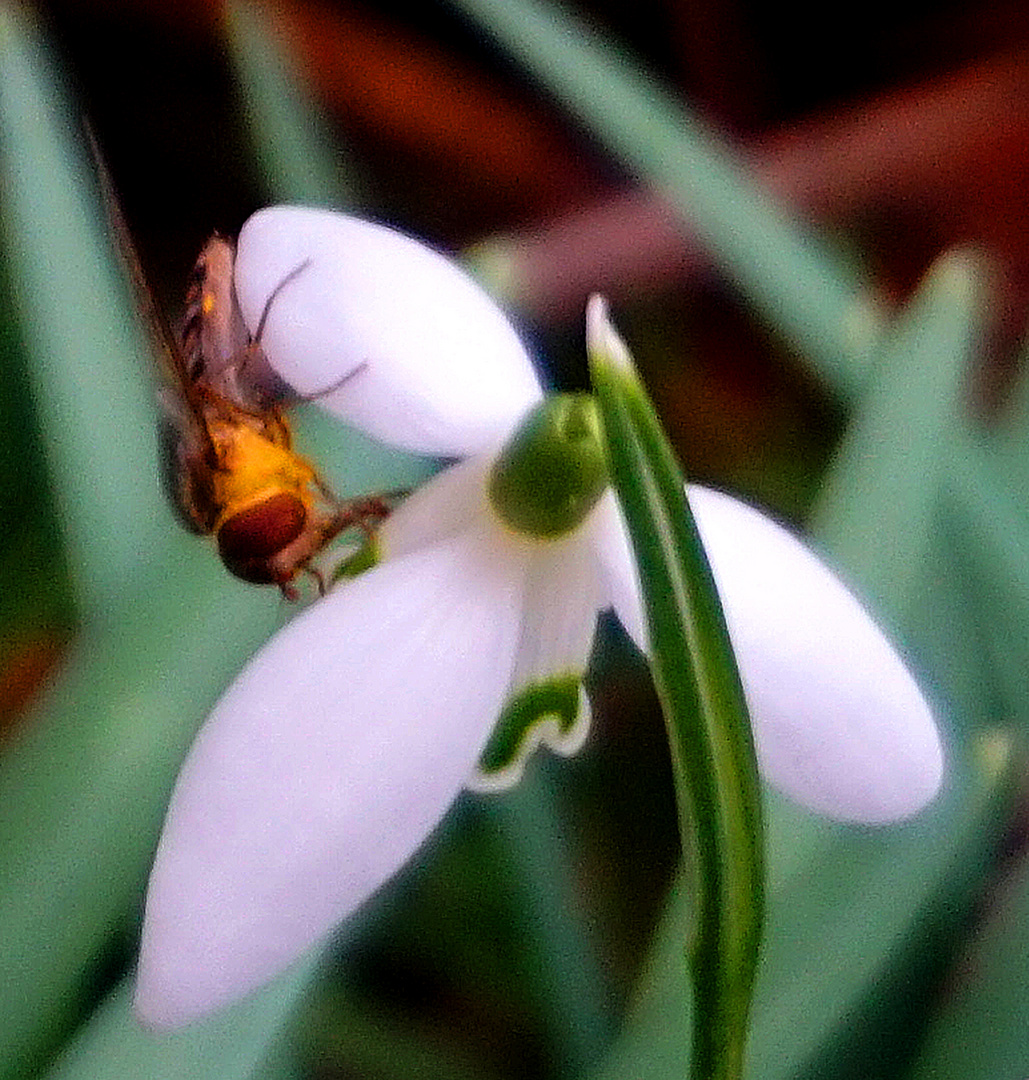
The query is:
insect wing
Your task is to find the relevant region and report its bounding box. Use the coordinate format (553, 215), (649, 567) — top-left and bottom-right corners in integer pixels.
(85, 123), (219, 532)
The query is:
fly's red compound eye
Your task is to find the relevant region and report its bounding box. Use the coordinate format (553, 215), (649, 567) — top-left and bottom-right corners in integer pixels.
(217, 492), (307, 583)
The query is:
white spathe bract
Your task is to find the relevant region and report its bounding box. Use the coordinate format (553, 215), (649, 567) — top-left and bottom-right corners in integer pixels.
(234, 207), (543, 457)
(135, 209), (943, 1028)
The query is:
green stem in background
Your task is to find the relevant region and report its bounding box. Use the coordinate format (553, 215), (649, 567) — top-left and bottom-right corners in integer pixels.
(587, 298), (764, 1080)
(0, 4), (170, 613)
(226, 2), (366, 208)
(445, 0), (882, 400)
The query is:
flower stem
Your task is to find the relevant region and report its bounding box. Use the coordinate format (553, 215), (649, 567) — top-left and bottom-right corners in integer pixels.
(588, 299), (764, 1080)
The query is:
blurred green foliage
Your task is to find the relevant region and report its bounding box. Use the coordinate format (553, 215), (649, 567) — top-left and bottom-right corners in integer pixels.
(0, 2), (1028, 1079)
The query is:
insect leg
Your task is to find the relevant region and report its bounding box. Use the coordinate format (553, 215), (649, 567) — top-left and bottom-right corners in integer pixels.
(295, 361), (369, 404)
(253, 259), (313, 343)
(299, 565), (328, 598)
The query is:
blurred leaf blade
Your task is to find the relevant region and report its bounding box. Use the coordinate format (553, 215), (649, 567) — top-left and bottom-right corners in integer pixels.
(0, 3), (172, 614)
(0, 555), (283, 1080)
(445, 0), (882, 398)
(0, 244), (74, 641)
(938, 447), (1029, 730)
(907, 799), (1029, 1080)
(484, 778), (619, 1074)
(225, 2), (365, 209)
(42, 960), (318, 1080)
(809, 249), (986, 621)
(0, 8), (426, 1076)
(586, 748), (1010, 1080)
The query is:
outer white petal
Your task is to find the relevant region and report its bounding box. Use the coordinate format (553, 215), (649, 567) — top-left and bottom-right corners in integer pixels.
(234, 207), (543, 457)
(135, 527), (529, 1029)
(378, 453), (496, 560)
(596, 485), (943, 824)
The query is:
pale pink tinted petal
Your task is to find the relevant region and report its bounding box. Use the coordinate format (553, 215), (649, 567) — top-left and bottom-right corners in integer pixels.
(234, 207), (543, 457)
(135, 528), (528, 1029)
(598, 485), (943, 823)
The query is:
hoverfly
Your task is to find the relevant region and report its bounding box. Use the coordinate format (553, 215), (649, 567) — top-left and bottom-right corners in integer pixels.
(167, 234), (388, 597)
(89, 129), (387, 599)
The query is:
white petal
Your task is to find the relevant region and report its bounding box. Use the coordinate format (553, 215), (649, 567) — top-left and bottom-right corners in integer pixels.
(135, 527), (529, 1029)
(511, 514), (606, 690)
(597, 485), (943, 823)
(591, 490), (646, 650)
(378, 453), (496, 561)
(469, 514), (607, 791)
(234, 207), (543, 457)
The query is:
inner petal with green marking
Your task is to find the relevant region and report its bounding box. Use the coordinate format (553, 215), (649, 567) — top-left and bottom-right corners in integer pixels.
(472, 675), (587, 790)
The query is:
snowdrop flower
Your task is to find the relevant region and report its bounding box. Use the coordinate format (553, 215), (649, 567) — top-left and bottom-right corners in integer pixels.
(134, 207), (943, 1029)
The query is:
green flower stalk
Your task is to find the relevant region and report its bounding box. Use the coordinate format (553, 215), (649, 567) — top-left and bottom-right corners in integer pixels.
(588, 295), (763, 1080)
